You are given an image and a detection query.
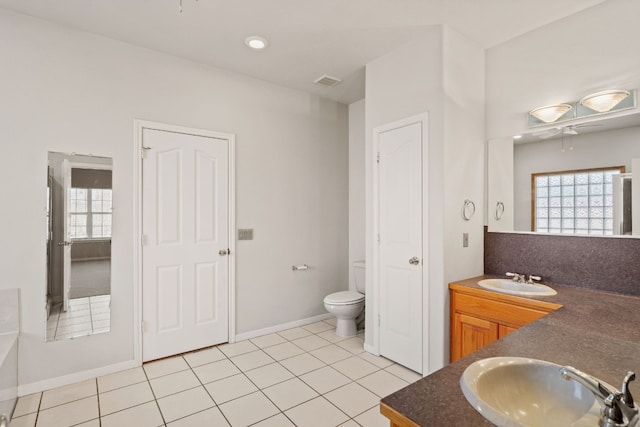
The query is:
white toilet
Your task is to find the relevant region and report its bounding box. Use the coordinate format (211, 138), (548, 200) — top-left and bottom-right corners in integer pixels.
(323, 261), (365, 337)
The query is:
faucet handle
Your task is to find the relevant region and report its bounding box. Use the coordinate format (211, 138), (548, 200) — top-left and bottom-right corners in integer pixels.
(622, 371), (636, 408)
(527, 275), (542, 284)
(506, 272), (523, 282)
(603, 391), (624, 425)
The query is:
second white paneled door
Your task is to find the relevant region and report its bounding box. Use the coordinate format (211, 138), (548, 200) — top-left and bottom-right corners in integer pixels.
(142, 127), (230, 362)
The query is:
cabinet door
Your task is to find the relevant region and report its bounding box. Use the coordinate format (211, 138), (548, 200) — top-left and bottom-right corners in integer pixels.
(499, 324), (518, 338)
(451, 313), (499, 362)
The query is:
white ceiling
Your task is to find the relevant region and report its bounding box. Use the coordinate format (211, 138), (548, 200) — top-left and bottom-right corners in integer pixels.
(0, 0), (605, 104)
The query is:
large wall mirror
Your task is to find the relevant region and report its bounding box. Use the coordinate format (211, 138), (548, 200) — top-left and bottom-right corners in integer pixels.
(487, 112), (640, 237)
(46, 152), (112, 341)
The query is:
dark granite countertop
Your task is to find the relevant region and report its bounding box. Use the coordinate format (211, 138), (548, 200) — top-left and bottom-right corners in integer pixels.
(380, 275), (640, 426)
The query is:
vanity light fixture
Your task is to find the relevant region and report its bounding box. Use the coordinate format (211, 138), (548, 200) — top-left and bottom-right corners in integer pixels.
(529, 104), (573, 123)
(244, 36), (269, 50)
(579, 90), (630, 113)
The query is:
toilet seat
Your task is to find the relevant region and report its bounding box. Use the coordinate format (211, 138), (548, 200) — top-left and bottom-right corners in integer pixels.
(324, 291), (364, 306)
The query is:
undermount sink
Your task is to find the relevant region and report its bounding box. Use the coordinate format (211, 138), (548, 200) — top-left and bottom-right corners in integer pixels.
(478, 278), (557, 297)
(461, 357), (600, 427)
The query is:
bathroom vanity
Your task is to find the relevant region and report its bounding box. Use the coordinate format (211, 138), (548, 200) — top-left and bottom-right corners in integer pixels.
(380, 276), (640, 426)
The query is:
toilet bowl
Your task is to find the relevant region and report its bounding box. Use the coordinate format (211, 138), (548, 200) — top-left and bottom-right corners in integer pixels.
(324, 261), (365, 337)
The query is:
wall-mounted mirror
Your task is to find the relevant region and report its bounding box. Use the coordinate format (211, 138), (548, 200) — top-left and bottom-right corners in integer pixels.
(46, 152), (112, 341)
(487, 112), (640, 237)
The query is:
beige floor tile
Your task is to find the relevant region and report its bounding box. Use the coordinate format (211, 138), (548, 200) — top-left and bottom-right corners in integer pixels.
(354, 406), (390, 427)
(336, 336), (365, 354)
(97, 367), (147, 393)
(101, 401), (164, 427)
(309, 344), (353, 364)
(75, 419), (100, 427)
(218, 340), (258, 358)
(325, 318), (337, 326)
(357, 370), (409, 397)
(36, 395), (99, 427)
(244, 362), (294, 389)
(143, 356), (190, 380)
(262, 342), (305, 361)
(277, 327), (312, 341)
(6, 413), (37, 427)
(218, 391), (279, 426)
(99, 381), (155, 415)
(301, 321), (335, 334)
(262, 377), (318, 411)
(149, 369), (201, 398)
(252, 413), (296, 426)
(40, 379), (96, 410)
(193, 358), (240, 384)
(250, 333), (287, 349)
(324, 382), (379, 417)
(285, 396), (349, 427)
(292, 335), (331, 352)
(13, 392), (41, 417)
(167, 407), (230, 426)
(332, 356), (379, 380)
(338, 420), (360, 427)
(230, 349), (274, 371)
(357, 352), (395, 369)
(204, 373), (258, 404)
(157, 386), (215, 423)
(279, 353), (326, 376)
(299, 366), (351, 394)
(182, 346), (226, 368)
(384, 364), (422, 383)
(317, 329), (349, 343)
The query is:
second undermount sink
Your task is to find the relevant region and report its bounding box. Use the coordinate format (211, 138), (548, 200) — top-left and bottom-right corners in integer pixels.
(461, 357), (601, 427)
(478, 278), (557, 297)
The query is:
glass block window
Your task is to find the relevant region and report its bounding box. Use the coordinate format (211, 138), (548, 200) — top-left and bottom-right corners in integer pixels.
(69, 188), (112, 239)
(532, 167), (624, 235)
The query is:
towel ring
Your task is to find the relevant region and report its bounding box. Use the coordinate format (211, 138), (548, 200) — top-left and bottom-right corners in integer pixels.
(461, 199), (475, 221)
(494, 201), (505, 221)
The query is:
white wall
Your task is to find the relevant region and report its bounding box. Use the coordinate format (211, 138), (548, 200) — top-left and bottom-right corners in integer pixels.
(0, 9), (348, 389)
(348, 100), (366, 290)
(513, 126), (640, 231)
(486, 0), (640, 140)
(364, 25), (484, 373)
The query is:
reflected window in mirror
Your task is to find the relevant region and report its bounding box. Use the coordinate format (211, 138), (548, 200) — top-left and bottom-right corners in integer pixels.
(531, 166), (624, 235)
(46, 152), (113, 342)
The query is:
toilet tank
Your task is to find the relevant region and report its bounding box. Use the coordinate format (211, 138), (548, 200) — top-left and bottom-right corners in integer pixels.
(353, 261), (366, 294)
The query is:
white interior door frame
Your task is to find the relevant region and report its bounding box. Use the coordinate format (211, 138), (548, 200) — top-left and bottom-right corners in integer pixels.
(133, 120), (236, 365)
(371, 113), (429, 371)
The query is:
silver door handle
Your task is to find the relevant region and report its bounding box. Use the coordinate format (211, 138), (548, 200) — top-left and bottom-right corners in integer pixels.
(409, 256), (420, 265)
(58, 241), (72, 246)
(218, 249), (229, 256)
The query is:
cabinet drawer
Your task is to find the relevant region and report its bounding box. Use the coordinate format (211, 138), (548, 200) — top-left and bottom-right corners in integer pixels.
(453, 292), (549, 328)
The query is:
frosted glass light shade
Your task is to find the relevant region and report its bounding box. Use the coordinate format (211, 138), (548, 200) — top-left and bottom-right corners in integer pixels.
(529, 104), (572, 123)
(580, 90), (630, 113)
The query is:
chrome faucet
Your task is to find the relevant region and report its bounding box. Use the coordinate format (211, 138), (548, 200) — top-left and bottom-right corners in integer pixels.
(560, 366), (639, 426)
(506, 272), (525, 283)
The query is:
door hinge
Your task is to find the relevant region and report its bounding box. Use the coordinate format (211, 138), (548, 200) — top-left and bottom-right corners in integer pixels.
(377, 233), (380, 244)
(141, 146), (151, 159)
(378, 314), (381, 326)
(376, 152), (380, 164)
(141, 234), (147, 246)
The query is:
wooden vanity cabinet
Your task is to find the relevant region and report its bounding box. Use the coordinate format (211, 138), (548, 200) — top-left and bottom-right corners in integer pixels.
(449, 283), (561, 363)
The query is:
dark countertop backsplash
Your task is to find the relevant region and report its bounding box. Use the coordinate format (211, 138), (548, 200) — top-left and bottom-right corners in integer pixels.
(484, 227), (640, 297)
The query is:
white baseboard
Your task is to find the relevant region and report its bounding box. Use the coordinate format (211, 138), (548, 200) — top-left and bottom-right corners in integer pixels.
(18, 359), (138, 396)
(234, 313), (334, 342)
(363, 342), (378, 355)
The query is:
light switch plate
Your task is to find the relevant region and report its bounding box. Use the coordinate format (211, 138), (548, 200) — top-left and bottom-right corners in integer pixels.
(238, 229), (254, 240)
(463, 233), (469, 248)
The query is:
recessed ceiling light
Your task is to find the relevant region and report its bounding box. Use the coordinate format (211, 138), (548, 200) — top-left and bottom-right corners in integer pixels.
(245, 36), (269, 50)
(513, 135), (523, 139)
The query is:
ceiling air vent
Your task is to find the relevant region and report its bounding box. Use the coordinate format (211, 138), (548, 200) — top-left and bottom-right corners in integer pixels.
(313, 75), (342, 87)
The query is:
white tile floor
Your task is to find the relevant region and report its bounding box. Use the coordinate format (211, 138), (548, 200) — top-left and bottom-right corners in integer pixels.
(47, 295), (111, 341)
(12, 319), (422, 427)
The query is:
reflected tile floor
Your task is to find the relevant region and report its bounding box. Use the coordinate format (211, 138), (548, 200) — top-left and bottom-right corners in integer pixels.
(12, 318), (422, 427)
(47, 295), (111, 341)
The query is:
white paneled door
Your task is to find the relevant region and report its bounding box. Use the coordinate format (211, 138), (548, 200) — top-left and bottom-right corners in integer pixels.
(142, 128), (230, 362)
(377, 119), (424, 374)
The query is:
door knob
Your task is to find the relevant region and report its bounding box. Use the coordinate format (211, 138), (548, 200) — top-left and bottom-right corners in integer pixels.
(218, 249), (229, 256)
(58, 241), (72, 246)
(409, 256), (420, 265)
